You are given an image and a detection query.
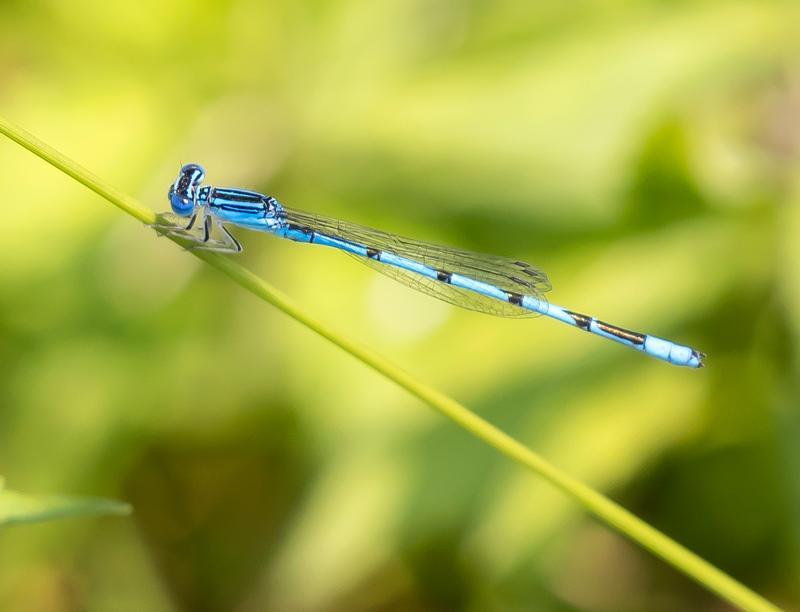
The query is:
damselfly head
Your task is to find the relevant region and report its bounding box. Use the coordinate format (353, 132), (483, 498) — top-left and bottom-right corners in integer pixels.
(169, 163), (206, 216)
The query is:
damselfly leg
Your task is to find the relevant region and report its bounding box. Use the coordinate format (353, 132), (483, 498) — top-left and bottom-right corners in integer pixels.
(185, 216), (242, 253)
(152, 211), (242, 253)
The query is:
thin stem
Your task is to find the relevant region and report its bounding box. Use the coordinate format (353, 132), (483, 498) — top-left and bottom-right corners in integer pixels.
(0, 115), (782, 612)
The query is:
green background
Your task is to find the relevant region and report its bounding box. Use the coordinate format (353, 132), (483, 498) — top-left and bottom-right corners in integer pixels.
(1, 1), (799, 610)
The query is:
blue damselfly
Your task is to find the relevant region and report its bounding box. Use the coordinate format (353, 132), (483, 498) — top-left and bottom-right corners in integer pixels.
(154, 164), (704, 368)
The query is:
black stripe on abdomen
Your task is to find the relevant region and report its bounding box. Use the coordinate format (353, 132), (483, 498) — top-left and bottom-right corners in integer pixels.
(595, 320), (645, 345)
(565, 310), (592, 330)
(507, 292), (524, 306)
(565, 310), (645, 345)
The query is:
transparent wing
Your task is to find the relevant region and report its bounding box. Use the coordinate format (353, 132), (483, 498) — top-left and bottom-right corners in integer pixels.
(283, 208), (551, 318)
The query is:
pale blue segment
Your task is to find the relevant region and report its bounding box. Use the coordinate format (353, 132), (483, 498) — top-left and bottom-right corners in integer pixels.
(449, 272), (509, 302)
(643, 336), (672, 361)
(532, 300), (563, 320)
(520, 295), (547, 314)
(380, 251), (438, 279)
(312, 233), (369, 257)
(644, 336), (700, 367)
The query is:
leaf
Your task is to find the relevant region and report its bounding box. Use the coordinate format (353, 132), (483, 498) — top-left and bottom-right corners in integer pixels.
(0, 477), (131, 527)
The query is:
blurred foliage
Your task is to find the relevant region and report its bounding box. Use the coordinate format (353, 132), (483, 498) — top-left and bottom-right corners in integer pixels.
(1, 1), (800, 610)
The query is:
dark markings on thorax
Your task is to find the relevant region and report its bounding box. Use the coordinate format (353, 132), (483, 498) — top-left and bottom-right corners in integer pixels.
(216, 203), (262, 214)
(213, 188), (264, 203)
(366, 248), (381, 260)
(437, 271), (452, 283)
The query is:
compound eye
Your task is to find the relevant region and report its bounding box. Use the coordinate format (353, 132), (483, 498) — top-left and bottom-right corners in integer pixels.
(169, 185), (194, 216)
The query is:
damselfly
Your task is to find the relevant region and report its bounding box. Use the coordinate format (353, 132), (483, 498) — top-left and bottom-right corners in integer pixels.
(154, 164), (704, 368)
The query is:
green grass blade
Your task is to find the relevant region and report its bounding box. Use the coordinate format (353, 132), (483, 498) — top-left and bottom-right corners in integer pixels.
(0, 477), (131, 527)
(0, 115), (781, 612)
